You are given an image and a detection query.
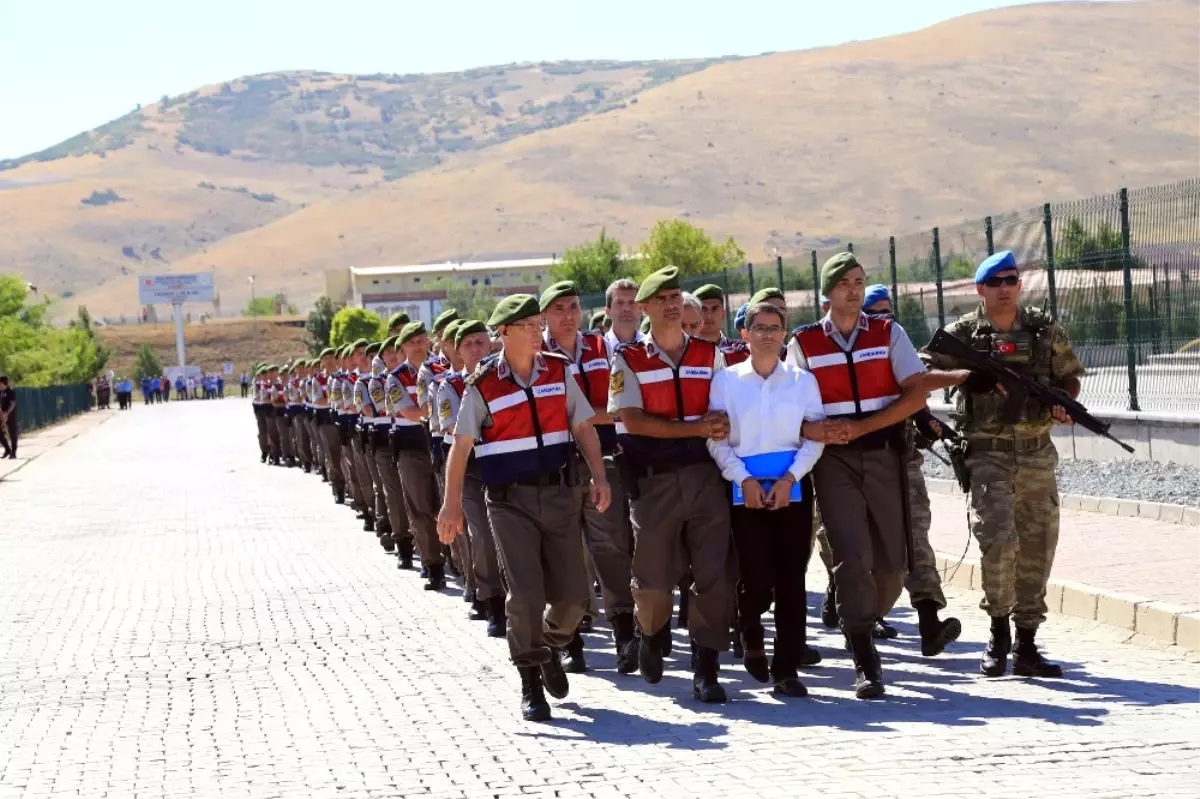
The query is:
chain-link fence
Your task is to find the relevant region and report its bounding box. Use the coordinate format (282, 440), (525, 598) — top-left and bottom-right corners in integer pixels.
(13, 384), (92, 434)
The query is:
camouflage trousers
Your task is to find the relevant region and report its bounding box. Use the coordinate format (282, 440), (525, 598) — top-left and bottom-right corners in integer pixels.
(812, 449), (944, 608)
(966, 441), (1059, 629)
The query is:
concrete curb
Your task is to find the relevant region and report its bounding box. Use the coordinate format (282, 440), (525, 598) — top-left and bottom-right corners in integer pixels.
(926, 477), (1199, 527)
(934, 551), (1200, 651)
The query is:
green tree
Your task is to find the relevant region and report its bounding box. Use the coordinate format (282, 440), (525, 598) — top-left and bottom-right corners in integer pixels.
(0, 274), (107, 386)
(133, 344), (163, 380)
(329, 307), (385, 347)
(551, 230), (637, 295)
(434, 279), (499, 323)
(1056, 217), (1143, 271)
(67, 305), (111, 374)
(244, 296), (277, 316)
(303, 295), (343, 355)
(639, 220), (745, 278)
(896, 295), (932, 347)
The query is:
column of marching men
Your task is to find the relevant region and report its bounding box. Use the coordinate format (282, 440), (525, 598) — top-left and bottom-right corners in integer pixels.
(247, 249), (1084, 722)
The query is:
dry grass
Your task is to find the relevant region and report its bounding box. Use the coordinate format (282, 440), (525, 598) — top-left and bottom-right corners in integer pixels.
(7, 0), (1198, 322)
(97, 317), (309, 379)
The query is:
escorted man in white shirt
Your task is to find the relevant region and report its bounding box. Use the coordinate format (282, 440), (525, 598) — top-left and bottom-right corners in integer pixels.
(708, 302), (825, 698)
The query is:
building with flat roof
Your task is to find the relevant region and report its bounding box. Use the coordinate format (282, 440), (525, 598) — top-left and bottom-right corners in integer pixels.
(324, 257), (560, 325)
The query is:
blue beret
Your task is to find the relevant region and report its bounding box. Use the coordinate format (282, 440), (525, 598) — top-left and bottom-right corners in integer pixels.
(734, 302), (750, 331)
(819, 294), (829, 306)
(862, 284), (891, 311)
(975, 250), (1017, 284)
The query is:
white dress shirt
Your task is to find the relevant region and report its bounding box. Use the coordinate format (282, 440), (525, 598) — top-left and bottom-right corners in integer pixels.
(706, 358), (825, 485)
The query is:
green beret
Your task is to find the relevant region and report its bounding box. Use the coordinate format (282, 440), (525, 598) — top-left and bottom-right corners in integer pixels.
(396, 321), (427, 347)
(820, 252), (862, 297)
(441, 319), (463, 342)
(488, 294), (541, 327)
(387, 312), (410, 331)
(693, 284), (724, 302)
(382, 335), (399, 352)
(588, 310), (608, 330)
(364, 341), (382, 356)
(319, 347), (336, 359)
(350, 337), (370, 352)
(539, 280), (578, 311)
(432, 308), (460, 333)
(639, 316), (652, 334)
(254, 365), (267, 376)
(635, 266), (679, 302)
(337, 344), (352, 358)
(749, 287), (785, 306)
(455, 319), (488, 347)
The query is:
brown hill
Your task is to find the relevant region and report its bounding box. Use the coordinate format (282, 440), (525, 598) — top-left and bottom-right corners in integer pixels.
(97, 317), (308, 379)
(9, 0), (1200, 321)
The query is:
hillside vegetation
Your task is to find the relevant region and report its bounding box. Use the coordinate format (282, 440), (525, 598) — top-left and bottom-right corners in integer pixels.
(97, 317), (308, 379)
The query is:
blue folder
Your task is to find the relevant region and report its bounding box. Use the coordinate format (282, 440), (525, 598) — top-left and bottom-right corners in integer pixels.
(731, 450), (804, 506)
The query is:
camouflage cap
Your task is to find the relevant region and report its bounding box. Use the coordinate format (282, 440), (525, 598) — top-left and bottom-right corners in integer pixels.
(432, 308), (460, 334)
(635, 266), (680, 302)
(396, 321), (427, 347)
(386, 312), (410, 331)
(488, 294), (540, 327)
(749, 286), (785, 306)
(820, 252), (863, 296)
(538, 280), (578, 311)
(455, 319), (488, 347)
(693, 283), (724, 302)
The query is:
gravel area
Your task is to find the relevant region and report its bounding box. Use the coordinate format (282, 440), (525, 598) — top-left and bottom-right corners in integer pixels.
(921, 454), (1200, 508)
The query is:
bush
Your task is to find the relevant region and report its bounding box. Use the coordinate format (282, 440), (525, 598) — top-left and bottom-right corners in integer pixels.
(80, 189), (123, 206)
(133, 344), (163, 380)
(329, 307), (384, 347)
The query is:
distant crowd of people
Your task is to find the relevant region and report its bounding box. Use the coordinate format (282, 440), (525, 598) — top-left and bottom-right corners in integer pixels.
(90, 371), (232, 409)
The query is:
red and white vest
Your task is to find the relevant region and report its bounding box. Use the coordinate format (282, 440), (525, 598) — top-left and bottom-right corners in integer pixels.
(793, 315), (901, 418)
(616, 336), (717, 470)
(472, 354), (572, 486)
(545, 331), (616, 451)
(718, 337), (750, 367)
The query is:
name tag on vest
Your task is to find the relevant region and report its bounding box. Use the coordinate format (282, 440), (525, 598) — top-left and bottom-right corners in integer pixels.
(680, 366), (712, 379)
(533, 383), (565, 398)
(581, 358), (608, 372)
(852, 347), (890, 363)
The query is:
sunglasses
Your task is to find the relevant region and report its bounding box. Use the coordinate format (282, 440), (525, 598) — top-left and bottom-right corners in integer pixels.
(983, 276), (1020, 287)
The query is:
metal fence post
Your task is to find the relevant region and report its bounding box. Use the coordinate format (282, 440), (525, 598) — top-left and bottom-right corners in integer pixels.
(721, 268), (732, 337)
(1150, 262), (1160, 355)
(1119, 187), (1140, 411)
(1042, 203), (1058, 319)
(747, 262), (756, 296)
(985, 216), (994, 255)
(1163, 264), (1173, 352)
(888, 236), (898, 306)
(932, 228), (945, 328)
(775, 255), (785, 292)
(847, 242), (854, 254)
(810, 250), (820, 317)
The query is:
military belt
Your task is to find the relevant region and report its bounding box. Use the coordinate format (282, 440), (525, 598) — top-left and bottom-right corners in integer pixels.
(967, 432), (1051, 453)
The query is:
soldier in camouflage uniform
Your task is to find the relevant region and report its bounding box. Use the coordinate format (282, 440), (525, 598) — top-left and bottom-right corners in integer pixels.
(921, 251), (1085, 679)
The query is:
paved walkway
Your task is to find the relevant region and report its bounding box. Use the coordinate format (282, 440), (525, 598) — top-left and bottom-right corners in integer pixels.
(1, 400), (1198, 799)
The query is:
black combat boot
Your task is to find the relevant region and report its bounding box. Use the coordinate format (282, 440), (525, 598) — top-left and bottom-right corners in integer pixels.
(610, 613), (639, 674)
(916, 599), (962, 657)
(798, 644), (822, 667)
(462, 588), (475, 605)
(847, 633), (885, 699)
(379, 533), (395, 553)
(486, 597), (506, 638)
(540, 649), (570, 699)
(423, 563), (446, 591)
(741, 627), (770, 683)
(872, 617), (899, 640)
(821, 579), (839, 628)
(518, 666), (551, 722)
(334, 486), (346, 505)
(260, 451), (268, 464)
(303, 461), (311, 474)
(396, 538), (414, 570)
(362, 513), (375, 533)
(771, 652), (808, 698)
(561, 630), (588, 674)
(692, 646), (727, 704)
(578, 614), (594, 634)
(1012, 626), (1064, 678)
(980, 614), (1012, 678)
(638, 623), (670, 684)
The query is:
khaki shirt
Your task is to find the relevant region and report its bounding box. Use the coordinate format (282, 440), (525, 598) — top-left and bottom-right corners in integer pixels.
(454, 352), (594, 440)
(607, 333), (725, 416)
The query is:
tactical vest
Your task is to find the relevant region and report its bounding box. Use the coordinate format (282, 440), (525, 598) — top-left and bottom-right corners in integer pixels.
(616, 336), (717, 471)
(471, 354), (572, 486)
(548, 331), (616, 452)
(950, 307), (1055, 436)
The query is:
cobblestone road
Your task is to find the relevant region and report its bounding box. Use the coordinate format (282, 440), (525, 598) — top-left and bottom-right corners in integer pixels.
(1, 401), (1197, 799)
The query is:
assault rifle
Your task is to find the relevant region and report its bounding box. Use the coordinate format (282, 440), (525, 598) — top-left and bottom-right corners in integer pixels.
(925, 328), (1134, 454)
(913, 409), (971, 494)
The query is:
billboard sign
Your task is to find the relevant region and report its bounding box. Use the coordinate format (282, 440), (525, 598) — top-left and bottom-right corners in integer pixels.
(138, 273), (216, 305)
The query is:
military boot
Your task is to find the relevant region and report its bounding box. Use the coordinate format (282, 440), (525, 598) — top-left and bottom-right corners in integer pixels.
(847, 633), (885, 699)
(486, 597), (506, 638)
(798, 644), (822, 667)
(362, 513), (375, 533)
(578, 614), (594, 634)
(396, 538), (414, 570)
(872, 617), (899, 639)
(469, 596), (488, 622)
(518, 666), (551, 722)
(692, 646), (727, 704)
(260, 450), (268, 464)
(1013, 626), (1064, 678)
(334, 486), (346, 505)
(610, 613), (639, 674)
(741, 627), (770, 683)
(561, 630), (588, 674)
(638, 623), (670, 684)
(379, 533), (395, 553)
(980, 614), (1012, 677)
(423, 563), (446, 591)
(540, 649), (570, 699)
(770, 653), (808, 698)
(916, 600), (962, 657)
(820, 580), (839, 629)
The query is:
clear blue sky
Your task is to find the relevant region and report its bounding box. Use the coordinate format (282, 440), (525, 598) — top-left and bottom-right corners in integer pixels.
(0, 0), (1074, 160)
